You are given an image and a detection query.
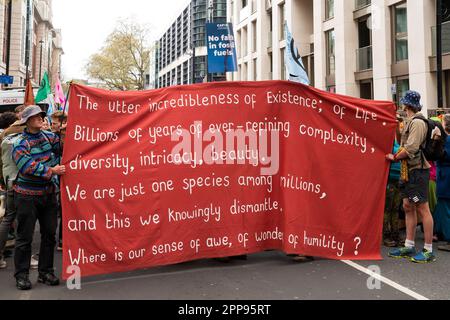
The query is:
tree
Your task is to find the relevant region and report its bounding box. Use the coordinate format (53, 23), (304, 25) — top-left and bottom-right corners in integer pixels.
(85, 20), (151, 91)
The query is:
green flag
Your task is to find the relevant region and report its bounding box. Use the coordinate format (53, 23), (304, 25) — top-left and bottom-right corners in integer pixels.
(35, 72), (52, 103)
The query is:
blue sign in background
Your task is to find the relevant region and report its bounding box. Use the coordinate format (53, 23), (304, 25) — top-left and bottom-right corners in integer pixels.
(206, 23), (238, 73)
(0, 75), (13, 84)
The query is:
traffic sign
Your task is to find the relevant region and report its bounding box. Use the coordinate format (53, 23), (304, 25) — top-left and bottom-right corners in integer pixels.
(0, 75), (13, 85)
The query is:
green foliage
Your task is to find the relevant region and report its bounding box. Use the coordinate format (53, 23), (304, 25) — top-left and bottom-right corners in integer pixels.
(85, 20), (151, 91)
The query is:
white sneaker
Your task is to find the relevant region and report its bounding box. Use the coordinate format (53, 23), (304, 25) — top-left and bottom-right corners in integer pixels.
(30, 254), (39, 269)
(0, 257), (6, 269)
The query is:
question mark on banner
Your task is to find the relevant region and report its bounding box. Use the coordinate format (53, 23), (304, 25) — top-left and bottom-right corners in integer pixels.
(354, 237), (362, 256)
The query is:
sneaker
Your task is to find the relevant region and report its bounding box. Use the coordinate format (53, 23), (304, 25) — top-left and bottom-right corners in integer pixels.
(0, 257), (6, 269)
(16, 275), (32, 290)
(388, 246), (416, 259)
(411, 249), (436, 263)
(38, 273), (60, 286)
(30, 254), (39, 269)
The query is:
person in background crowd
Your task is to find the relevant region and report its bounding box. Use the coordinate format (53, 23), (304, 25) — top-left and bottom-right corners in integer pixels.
(0, 105), (27, 140)
(0, 112), (18, 132)
(50, 111), (67, 251)
(42, 117), (50, 131)
(12, 105), (65, 290)
(386, 90), (436, 263)
(0, 112), (22, 269)
(434, 114), (450, 252)
(428, 161), (438, 216)
(423, 160), (438, 242)
(383, 139), (401, 247)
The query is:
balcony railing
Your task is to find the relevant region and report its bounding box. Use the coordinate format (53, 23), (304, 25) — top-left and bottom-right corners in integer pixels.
(432, 21), (450, 56)
(355, 0), (371, 10)
(356, 45), (373, 71)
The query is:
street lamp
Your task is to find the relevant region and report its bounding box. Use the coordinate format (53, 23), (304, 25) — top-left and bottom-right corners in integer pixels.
(39, 40), (44, 85)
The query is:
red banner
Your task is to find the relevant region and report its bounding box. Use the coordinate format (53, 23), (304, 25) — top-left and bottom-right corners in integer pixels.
(61, 81), (396, 279)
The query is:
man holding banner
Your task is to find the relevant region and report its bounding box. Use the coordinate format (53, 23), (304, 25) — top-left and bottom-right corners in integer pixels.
(12, 105), (66, 290)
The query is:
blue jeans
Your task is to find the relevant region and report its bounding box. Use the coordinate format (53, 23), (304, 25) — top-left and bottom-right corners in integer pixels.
(14, 192), (57, 278)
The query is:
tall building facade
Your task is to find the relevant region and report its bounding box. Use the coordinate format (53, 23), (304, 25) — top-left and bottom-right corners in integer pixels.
(0, 0), (63, 88)
(229, 0), (450, 115)
(155, 0), (228, 88)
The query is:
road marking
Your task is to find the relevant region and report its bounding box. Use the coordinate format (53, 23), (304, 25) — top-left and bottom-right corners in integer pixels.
(341, 260), (429, 300)
(18, 291), (31, 300)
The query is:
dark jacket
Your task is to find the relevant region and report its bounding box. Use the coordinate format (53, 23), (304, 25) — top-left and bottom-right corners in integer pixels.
(437, 137), (450, 199)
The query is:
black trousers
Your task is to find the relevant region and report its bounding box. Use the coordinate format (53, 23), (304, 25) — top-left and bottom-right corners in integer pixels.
(14, 191), (58, 278)
(0, 189), (16, 257)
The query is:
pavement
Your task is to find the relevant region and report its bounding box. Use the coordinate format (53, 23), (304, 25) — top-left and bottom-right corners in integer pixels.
(0, 227), (449, 301)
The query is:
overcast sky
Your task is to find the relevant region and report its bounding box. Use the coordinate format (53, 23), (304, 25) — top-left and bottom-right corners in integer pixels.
(53, 0), (191, 81)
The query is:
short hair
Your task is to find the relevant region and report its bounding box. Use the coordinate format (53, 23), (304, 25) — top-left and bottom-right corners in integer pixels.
(0, 112), (18, 129)
(51, 110), (68, 122)
(443, 114), (450, 133)
(14, 105), (27, 114)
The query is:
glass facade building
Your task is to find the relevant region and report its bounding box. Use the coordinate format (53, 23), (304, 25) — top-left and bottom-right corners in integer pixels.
(155, 0), (227, 88)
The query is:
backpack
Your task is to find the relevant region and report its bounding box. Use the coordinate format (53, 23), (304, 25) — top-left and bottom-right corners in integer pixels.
(1, 132), (53, 188)
(414, 116), (448, 161)
(1, 133), (22, 187)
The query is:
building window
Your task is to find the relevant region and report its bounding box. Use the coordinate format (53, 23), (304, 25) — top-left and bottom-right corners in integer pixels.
(359, 80), (373, 99)
(252, 20), (257, 53)
(243, 62), (248, 81)
(394, 2), (408, 62)
(326, 29), (335, 76)
(279, 3), (285, 40)
(268, 52), (273, 79)
(280, 48), (285, 80)
(357, 17), (372, 71)
(242, 0), (248, 8)
(236, 29), (241, 58)
(444, 0), (450, 23)
(395, 78), (409, 108)
(242, 26), (248, 57)
(325, 0), (334, 20)
(253, 58), (257, 80)
(327, 85), (336, 93)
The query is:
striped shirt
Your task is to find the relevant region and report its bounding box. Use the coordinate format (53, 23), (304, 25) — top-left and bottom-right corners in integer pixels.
(12, 129), (61, 195)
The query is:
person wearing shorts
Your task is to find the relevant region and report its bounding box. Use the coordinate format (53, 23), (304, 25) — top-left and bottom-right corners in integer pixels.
(386, 90), (435, 263)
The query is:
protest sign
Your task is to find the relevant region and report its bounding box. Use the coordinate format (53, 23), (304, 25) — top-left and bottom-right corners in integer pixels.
(61, 81), (396, 279)
(206, 23), (238, 73)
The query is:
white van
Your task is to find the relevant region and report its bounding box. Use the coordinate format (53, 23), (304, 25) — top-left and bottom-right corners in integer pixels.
(0, 87), (50, 113)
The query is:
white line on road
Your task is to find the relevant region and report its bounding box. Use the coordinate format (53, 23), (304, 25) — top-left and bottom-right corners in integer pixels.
(341, 260), (429, 300)
(18, 291), (32, 300)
